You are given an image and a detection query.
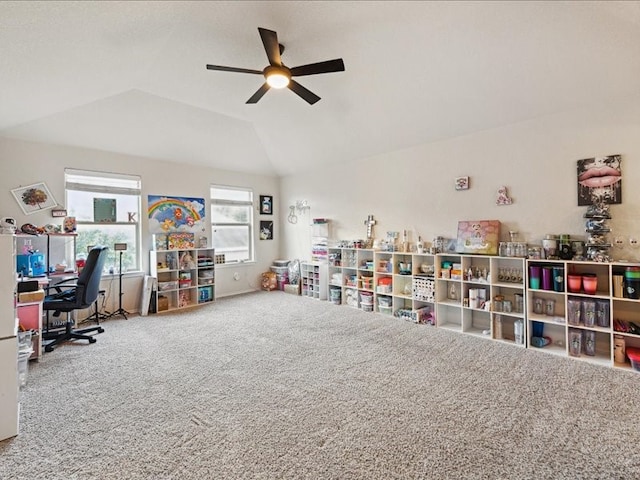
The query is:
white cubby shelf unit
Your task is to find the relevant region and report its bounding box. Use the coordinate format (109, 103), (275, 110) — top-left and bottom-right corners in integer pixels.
(325, 247), (640, 372)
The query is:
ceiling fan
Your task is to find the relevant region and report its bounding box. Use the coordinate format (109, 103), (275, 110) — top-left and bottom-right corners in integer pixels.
(206, 27), (345, 105)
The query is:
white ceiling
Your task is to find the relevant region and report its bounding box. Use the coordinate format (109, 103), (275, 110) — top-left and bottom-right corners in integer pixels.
(2, 1), (640, 177)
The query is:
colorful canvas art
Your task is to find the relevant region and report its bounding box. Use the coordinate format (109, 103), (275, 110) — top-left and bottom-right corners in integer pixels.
(11, 182), (57, 215)
(148, 195), (206, 234)
(456, 220), (501, 255)
(577, 155), (622, 206)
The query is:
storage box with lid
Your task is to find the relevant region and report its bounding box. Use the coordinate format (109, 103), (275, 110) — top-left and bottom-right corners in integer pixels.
(198, 270), (214, 285)
(158, 280), (178, 291)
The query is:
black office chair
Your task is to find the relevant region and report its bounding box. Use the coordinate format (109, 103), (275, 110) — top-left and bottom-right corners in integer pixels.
(43, 246), (109, 352)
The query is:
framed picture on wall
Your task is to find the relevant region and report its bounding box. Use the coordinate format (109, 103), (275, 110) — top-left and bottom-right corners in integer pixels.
(11, 182), (57, 215)
(577, 155), (622, 206)
(259, 195), (273, 215)
(455, 176), (469, 190)
(260, 220), (273, 240)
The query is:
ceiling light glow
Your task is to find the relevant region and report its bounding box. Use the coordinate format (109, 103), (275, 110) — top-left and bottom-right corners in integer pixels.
(266, 72), (290, 89)
(264, 66), (291, 89)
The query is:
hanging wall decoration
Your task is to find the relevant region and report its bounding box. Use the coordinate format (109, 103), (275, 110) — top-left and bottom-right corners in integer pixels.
(11, 182), (57, 215)
(260, 220), (273, 240)
(577, 155), (622, 206)
(259, 195), (273, 215)
(147, 195), (206, 234)
(455, 176), (469, 190)
(496, 186), (513, 205)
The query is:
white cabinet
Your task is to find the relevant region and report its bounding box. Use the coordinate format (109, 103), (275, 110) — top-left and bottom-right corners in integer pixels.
(0, 234), (19, 441)
(328, 247), (436, 321)
(325, 246), (640, 373)
(300, 261), (327, 300)
(489, 256), (527, 347)
(150, 248), (215, 313)
(435, 254), (464, 332)
(373, 251), (394, 315)
(410, 253), (436, 324)
(526, 259), (574, 358)
(326, 248), (372, 309)
(525, 259), (640, 370)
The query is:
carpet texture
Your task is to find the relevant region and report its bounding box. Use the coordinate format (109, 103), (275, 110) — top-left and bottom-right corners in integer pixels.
(1, 291), (639, 479)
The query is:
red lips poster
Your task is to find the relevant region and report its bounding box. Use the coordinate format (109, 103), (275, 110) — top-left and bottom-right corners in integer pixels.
(577, 155), (622, 206)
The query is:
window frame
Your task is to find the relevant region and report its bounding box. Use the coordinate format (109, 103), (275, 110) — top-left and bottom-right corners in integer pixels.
(210, 185), (254, 264)
(64, 168), (142, 273)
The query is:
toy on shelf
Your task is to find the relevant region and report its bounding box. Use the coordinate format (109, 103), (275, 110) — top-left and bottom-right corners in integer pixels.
(179, 251), (196, 270)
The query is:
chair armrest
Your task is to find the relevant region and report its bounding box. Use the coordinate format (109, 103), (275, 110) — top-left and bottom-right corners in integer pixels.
(44, 278), (79, 295)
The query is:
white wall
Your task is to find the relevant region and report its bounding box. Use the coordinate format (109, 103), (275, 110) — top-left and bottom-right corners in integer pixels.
(280, 92), (640, 263)
(0, 138), (280, 312)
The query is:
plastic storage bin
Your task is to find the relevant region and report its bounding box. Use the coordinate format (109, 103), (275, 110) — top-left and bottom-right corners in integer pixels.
(158, 281), (178, 291)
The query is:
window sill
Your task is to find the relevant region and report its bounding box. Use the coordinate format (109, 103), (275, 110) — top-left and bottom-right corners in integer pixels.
(103, 270), (145, 279)
(216, 261), (256, 269)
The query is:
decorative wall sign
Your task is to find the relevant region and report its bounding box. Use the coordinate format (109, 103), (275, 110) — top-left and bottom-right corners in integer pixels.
(11, 182), (57, 215)
(148, 195), (206, 234)
(260, 195), (273, 215)
(577, 155), (622, 206)
(455, 176), (469, 190)
(496, 186), (513, 205)
(260, 220), (273, 240)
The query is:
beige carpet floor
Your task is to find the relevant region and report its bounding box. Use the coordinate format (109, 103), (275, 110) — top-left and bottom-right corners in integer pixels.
(1, 291), (639, 479)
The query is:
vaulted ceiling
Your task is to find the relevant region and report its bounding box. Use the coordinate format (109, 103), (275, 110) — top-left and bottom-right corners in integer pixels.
(2, 1), (640, 177)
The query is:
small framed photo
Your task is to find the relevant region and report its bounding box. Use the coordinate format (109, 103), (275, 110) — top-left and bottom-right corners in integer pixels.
(11, 182), (57, 215)
(455, 176), (469, 191)
(259, 220), (273, 240)
(259, 195), (273, 215)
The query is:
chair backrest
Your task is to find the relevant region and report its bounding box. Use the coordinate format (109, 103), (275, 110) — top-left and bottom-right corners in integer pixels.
(75, 246), (109, 308)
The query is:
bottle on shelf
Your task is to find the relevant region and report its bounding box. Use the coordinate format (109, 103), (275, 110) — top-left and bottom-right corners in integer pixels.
(494, 315), (503, 340)
(514, 318), (524, 345)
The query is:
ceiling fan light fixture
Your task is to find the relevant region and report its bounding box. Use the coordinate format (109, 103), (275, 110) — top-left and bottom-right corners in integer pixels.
(206, 27), (345, 104)
(264, 66), (291, 89)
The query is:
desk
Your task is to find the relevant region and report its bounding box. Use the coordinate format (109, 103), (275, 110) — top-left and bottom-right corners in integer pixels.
(17, 300), (43, 360)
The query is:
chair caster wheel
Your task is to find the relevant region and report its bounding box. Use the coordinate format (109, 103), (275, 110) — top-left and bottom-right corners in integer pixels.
(45, 345), (54, 352)
(97, 328), (105, 334)
(89, 337), (97, 344)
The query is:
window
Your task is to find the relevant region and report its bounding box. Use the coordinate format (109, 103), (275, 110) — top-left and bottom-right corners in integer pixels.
(65, 169), (142, 272)
(210, 185), (253, 263)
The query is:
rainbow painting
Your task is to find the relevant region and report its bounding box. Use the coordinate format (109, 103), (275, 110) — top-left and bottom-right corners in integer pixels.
(148, 195), (206, 234)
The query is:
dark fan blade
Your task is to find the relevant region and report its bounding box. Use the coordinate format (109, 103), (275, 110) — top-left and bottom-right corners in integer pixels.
(246, 83), (271, 104)
(290, 58), (345, 77)
(206, 64), (263, 75)
(288, 80), (321, 105)
(258, 27), (282, 66)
